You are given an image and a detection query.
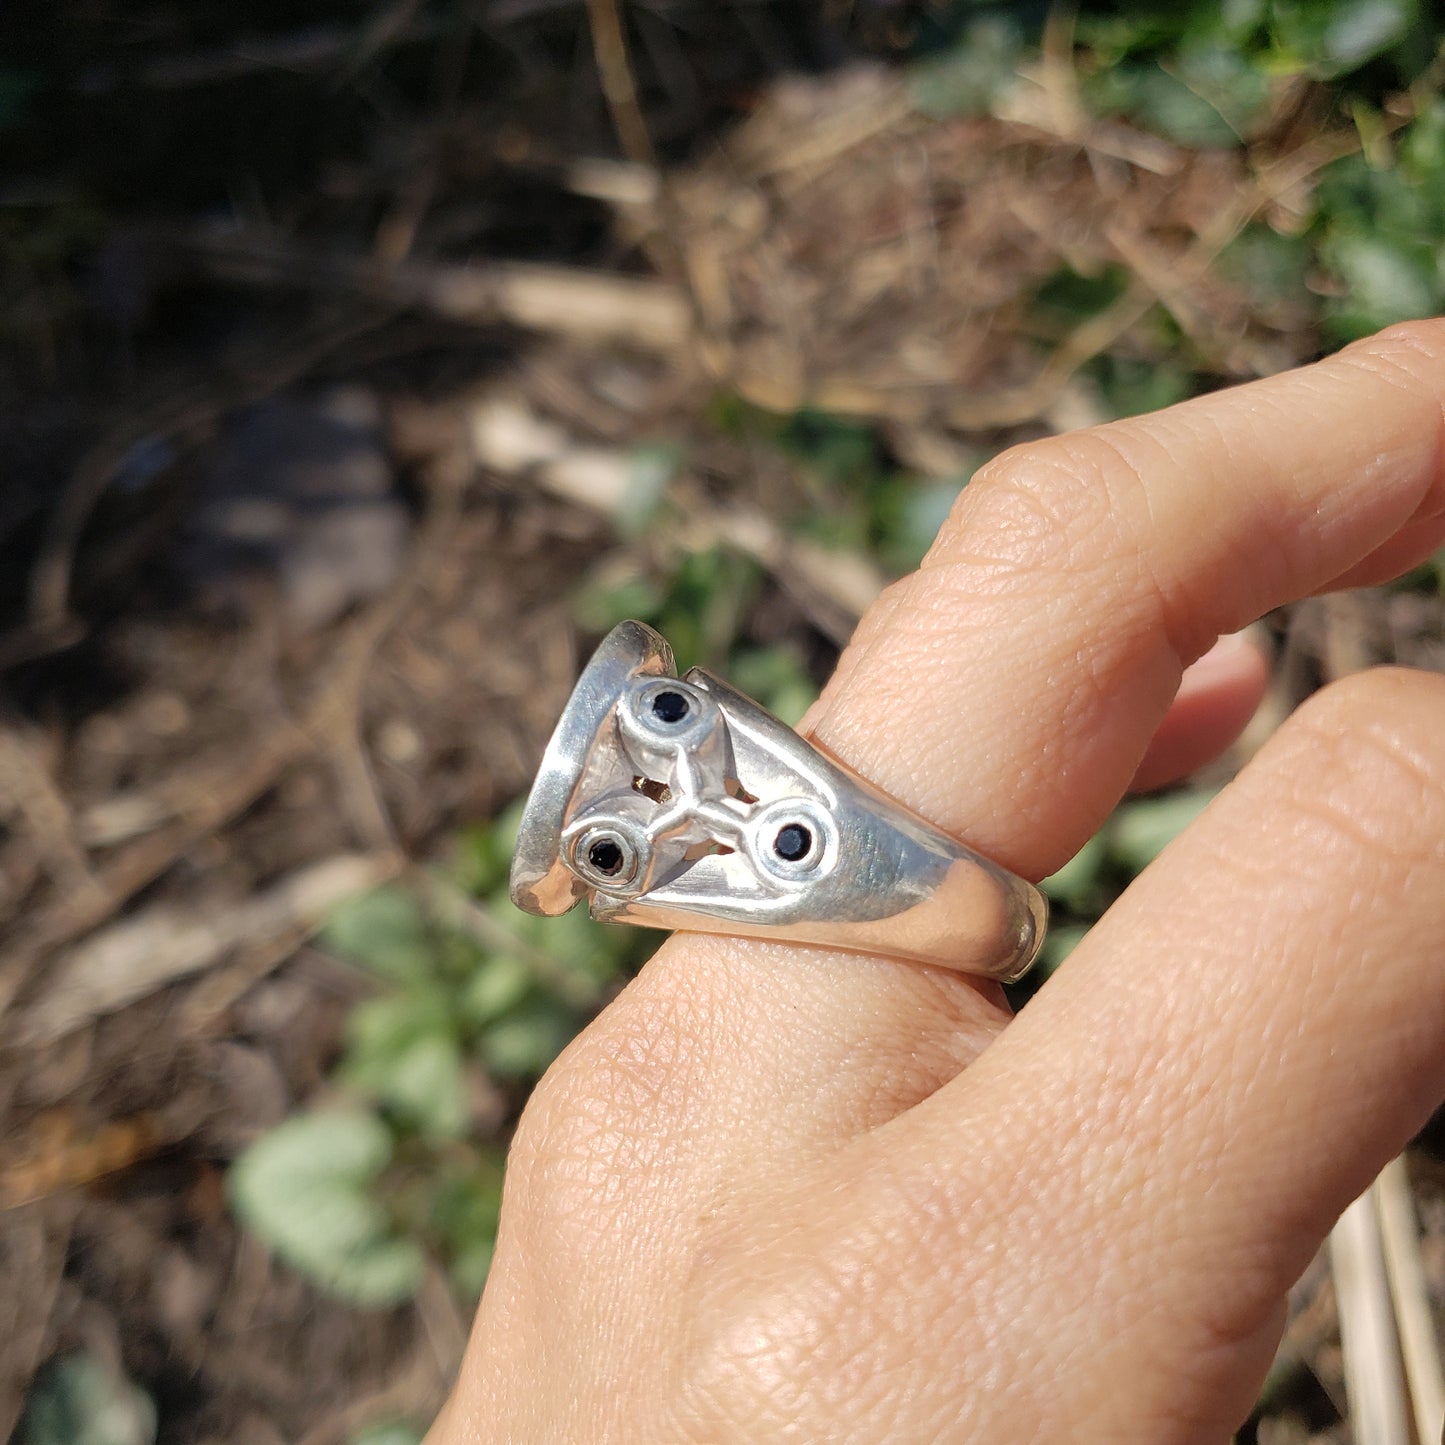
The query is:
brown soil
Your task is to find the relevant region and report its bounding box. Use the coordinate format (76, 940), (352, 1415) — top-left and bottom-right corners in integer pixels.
(1, 13), (1441, 1442)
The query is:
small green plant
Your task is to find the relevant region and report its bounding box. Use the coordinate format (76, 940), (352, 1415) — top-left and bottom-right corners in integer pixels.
(229, 1109), (429, 1306)
(349, 1419), (425, 1445)
(229, 807), (650, 1307)
(20, 1353), (156, 1445)
(909, 0), (1445, 364)
(1070, 0), (1445, 342)
(1034, 788), (1220, 978)
(1311, 98), (1445, 339)
(1036, 789), (1223, 977)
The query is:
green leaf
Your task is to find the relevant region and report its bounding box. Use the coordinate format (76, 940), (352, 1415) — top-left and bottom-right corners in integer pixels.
(706, 389), (788, 443)
(497, 886), (642, 988)
(1108, 790), (1218, 873)
(1399, 99), (1445, 180)
(1084, 61), (1242, 147)
(332, 1236), (431, 1305)
(727, 646), (819, 728)
(430, 1156), (505, 1241)
(1270, 0), (1419, 78)
(1315, 142), (1445, 241)
(480, 997), (576, 1078)
(572, 564), (667, 634)
(588, 545), (763, 672)
(911, 17), (1023, 118)
(1040, 832), (1109, 915)
(1172, 39), (1272, 138)
(228, 1110), (425, 1307)
(381, 1033), (467, 1139)
(1075, 8), (1194, 60)
(460, 953), (534, 1025)
(20, 1354), (156, 1445)
(341, 991), (468, 1139)
(1217, 225), (1314, 312)
(1036, 921), (1093, 979)
(323, 887), (435, 985)
(1032, 263), (1132, 327)
(618, 442), (684, 538)
(350, 1422), (425, 1445)
(1086, 352), (1195, 420)
(778, 410), (880, 491)
(871, 472), (976, 574)
(1320, 230), (1442, 341)
(453, 799), (529, 897)
(1221, 0), (1269, 42)
(431, 1156), (504, 1297)
(449, 1236), (496, 1299)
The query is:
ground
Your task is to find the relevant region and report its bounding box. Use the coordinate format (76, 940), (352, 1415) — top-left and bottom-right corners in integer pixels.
(0, 4), (1442, 1441)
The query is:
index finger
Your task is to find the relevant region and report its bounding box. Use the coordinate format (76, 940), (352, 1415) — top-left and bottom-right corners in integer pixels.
(810, 318), (1445, 878)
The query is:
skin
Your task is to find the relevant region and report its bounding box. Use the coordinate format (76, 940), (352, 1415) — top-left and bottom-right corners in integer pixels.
(429, 320), (1445, 1443)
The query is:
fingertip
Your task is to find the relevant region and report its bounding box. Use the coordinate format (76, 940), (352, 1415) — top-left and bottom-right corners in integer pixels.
(1129, 630), (1270, 793)
(1340, 315), (1445, 375)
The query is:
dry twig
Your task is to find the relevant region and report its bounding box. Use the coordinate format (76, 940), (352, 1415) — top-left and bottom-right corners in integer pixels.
(293, 1319), (448, 1445)
(0, 709), (101, 905)
(14, 852), (400, 1046)
(935, 129), (1365, 432)
(469, 393), (885, 639)
(0, 1202), (78, 1439)
(197, 234), (690, 351)
(73, 18), (440, 92)
(584, 0), (656, 169)
(1330, 1184), (1413, 1445)
(180, 926), (317, 1034)
(1377, 1157), (1445, 1443)
(0, 1113), (169, 1210)
(0, 452), (467, 1022)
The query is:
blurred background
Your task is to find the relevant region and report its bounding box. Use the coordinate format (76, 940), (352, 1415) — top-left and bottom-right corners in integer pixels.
(2, 2), (1444, 1441)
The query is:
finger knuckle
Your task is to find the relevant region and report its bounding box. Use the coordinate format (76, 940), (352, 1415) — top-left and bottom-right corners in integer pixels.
(951, 438), (1112, 571)
(503, 978), (717, 1249)
(674, 1262), (857, 1439)
(503, 1055), (614, 1250)
(946, 433), (1180, 643)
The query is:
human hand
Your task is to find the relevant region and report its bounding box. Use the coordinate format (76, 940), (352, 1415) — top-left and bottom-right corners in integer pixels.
(431, 322), (1445, 1443)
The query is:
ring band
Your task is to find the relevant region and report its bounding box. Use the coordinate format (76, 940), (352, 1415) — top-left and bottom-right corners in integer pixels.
(509, 621), (1047, 983)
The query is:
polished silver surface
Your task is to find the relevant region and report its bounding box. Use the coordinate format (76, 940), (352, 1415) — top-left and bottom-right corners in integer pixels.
(510, 621), (1046, 983)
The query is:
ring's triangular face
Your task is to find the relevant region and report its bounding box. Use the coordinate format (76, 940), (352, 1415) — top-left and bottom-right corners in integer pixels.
(509, 620), (674, 916)
(509, 620), (1045, 982)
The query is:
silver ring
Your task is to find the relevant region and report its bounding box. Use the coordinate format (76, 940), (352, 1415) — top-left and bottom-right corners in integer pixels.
(509, 621), (1047, 984)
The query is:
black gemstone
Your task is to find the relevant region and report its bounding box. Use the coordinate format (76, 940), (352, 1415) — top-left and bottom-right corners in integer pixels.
(651, 690), (690, 724)
(588, 838), (625, 876)
(774, 823), (812, 862)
